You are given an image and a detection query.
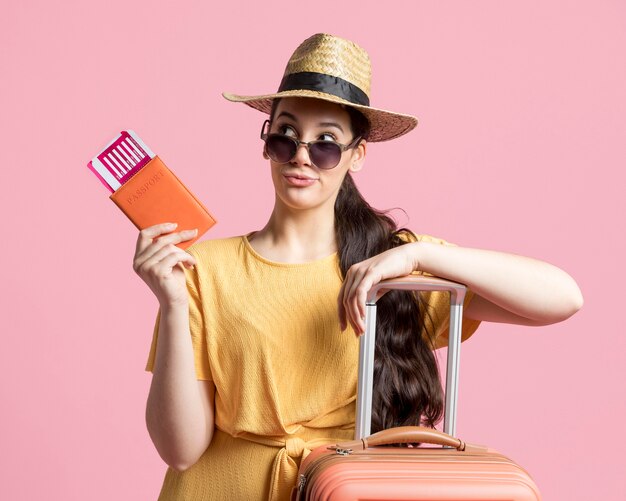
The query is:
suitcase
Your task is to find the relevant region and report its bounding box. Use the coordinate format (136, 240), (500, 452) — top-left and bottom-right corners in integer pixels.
(292, 275), (542, 500)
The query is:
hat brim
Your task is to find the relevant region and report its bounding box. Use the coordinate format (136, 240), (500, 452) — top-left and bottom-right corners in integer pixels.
(222, 89), (418, 142)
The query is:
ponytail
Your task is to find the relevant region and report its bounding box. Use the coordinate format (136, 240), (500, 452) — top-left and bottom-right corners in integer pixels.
(335, 172), (444, 432)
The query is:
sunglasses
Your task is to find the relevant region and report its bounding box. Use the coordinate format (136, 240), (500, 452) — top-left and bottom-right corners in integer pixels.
(260, 120), (362, 170)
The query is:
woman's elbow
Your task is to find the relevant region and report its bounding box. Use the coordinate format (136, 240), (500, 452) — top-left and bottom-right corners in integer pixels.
(533, 282), (583, 326)
(554, 283), (584, 323)
(146, 419), (215, 473)
(568, 280), (584, 313)
(166, 436), (213, 473)
(170, 460), (196, 473)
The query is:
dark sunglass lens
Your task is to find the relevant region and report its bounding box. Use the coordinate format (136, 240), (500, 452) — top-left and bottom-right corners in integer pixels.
(266, 135), (296, 163)
(310, 142), (342, 169)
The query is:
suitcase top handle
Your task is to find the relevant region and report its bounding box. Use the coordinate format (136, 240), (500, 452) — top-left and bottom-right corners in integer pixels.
(357, 274), (468, 440)
(335, 426), (488, 453)
(366, 275), (467, 305)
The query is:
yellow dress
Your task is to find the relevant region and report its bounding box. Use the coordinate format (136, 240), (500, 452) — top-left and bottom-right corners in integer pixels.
(144, 233), (482, 501)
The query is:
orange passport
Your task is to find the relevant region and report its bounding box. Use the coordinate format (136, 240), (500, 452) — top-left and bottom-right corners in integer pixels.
(109, 155), (217, 250)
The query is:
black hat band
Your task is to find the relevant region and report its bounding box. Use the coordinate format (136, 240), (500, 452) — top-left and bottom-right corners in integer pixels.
(278, 71), (370, 107)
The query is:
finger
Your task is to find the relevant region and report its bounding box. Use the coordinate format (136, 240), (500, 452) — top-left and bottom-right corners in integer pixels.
(345, 267), (363, 334)
(157, 251), (196, 281)
(358, 268), (384, 319)
(135, 242), (196, 276)
(153, 251), (195, 278)
(140, 226), (198, 259)
(157, 245), (197, 270)
(350, 278), (368, 334)
(136, 228), (198, 266)
(152, 228), (199, 249)
(341, 267), (358, 333)
(355, 276), (375, 333)
(136, 222), (179, 255)
(351, 266), (383, 334)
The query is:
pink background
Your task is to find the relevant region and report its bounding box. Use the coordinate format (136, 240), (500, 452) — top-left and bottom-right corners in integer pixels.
(1, 1), (624, 499)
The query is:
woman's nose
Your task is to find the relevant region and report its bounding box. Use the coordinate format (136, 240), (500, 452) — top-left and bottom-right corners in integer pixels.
(291, 143), (312, 166)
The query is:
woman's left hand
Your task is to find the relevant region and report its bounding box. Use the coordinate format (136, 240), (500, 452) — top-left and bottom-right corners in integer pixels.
(338, 243), (419, 336)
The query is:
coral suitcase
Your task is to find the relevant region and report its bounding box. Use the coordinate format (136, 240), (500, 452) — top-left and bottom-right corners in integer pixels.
(292, 275), (541, 500)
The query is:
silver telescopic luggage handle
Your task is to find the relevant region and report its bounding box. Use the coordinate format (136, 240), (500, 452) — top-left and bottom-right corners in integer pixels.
(355, 275), (467, 440)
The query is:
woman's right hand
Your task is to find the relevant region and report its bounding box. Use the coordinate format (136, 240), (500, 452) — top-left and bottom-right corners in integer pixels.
(133, 222), (199, 308)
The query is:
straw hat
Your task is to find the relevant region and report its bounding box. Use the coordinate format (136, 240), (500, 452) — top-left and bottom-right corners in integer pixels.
(222, 33), (418, 142)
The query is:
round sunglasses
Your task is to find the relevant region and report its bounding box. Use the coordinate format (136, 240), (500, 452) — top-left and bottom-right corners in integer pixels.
(260, 120), (362, 170)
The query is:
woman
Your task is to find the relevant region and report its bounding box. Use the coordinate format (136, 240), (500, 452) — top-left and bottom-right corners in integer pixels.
(135, 34), (583, 501)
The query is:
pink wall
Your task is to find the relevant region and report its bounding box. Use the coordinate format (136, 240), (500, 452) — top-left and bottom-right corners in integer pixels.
(1, 1), (624, 499)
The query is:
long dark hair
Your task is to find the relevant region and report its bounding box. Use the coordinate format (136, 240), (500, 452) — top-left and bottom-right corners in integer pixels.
(269, 99), (444, 432)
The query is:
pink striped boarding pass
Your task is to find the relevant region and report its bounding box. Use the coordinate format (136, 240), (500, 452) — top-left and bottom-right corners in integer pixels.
(87, 130), (156, 192)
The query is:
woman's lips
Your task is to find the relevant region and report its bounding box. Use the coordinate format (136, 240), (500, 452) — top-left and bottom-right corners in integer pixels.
(283, 173), (318, 187)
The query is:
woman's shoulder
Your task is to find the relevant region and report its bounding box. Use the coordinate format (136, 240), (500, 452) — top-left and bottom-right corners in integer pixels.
(185, 234), (247, 260)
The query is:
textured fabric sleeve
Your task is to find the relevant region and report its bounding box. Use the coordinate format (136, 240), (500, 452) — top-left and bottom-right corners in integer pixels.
(398, 231), (482, 349)
(144, 249), (213, 381)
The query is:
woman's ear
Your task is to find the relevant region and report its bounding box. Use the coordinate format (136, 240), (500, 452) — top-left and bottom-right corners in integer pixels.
(349, 139), (367, 173)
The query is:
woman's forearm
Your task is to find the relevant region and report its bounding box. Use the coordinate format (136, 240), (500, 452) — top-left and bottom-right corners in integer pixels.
(412, 241), (584, 323)
(145, 303), (213, 471)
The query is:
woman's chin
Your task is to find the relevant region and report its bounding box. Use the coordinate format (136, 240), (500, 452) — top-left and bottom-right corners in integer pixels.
(276, 190), (331, 212)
